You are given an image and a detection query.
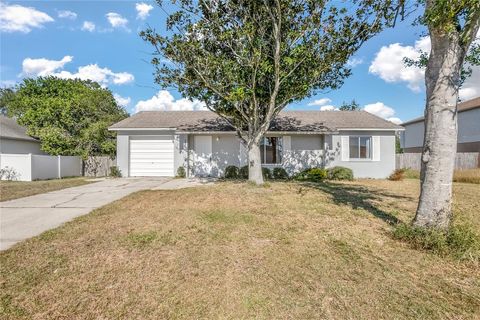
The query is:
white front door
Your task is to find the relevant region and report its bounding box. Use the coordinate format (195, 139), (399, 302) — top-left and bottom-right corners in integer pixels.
(129, 136), (174, 177)
(194, 135), (212, 176)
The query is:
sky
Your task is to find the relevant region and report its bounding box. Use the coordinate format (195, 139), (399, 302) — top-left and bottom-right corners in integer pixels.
(1, 1), (479, 124)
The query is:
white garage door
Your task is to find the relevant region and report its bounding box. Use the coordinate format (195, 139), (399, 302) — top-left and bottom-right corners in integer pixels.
(129, 136), (174, 177)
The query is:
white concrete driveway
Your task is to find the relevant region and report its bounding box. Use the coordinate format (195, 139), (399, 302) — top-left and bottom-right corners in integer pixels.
(0, 178), (171, 251)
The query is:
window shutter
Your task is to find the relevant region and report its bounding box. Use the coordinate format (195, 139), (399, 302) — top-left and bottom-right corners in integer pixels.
(283, 136), (291, 152)
(372, 136), (381, 161)
(341, 136), (349, 161)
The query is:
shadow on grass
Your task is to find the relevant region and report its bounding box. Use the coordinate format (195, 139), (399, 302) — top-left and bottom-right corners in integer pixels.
(305, 181), (412, 225)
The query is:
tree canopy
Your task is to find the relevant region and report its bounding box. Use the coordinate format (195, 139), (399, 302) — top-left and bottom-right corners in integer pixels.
(339, 99), (360, 111)
(5, 77), (127, 158)
(142, 0), (403, 183)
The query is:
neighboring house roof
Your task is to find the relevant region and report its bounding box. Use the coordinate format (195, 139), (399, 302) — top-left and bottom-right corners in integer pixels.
(0, 115), (39, 142)
(109, 110), (402, 132)
(402, 97), (480, 126)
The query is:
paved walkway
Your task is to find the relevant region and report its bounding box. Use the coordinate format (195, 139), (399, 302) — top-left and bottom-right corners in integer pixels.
(0, 177), (212, 251)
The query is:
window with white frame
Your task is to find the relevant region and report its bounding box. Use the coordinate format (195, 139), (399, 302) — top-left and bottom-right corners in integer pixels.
(349, 136), (371, 159)
(260, 137), (283, 164)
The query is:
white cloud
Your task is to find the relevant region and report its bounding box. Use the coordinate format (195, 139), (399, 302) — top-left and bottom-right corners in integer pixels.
(347, 57), (363, 68)
(114, 93), (131, 106)
(320, 105), (337, 111)
(363, 102), (402, 124)
(135, 90), (206, 113)
(0, 80), (16, 87)
(369, 37), (429, 92)
(106, 12), (129, 30)
(136, 2), (153, 20)
(369, 32), (479, 100)
(57, 10), (77, 20)
(0, 3), (54, 33)
(81, 21), (95, 32)
(307, 98), (331, 106)
(387, 117), (402, 125)
(459, 66), (480, 100)
(22, 56), (73, 77)
(21, 56), (134, 86)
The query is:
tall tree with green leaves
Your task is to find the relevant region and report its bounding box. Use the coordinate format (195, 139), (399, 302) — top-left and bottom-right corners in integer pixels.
(339, 99), (360, 111)
(5, 77), (127, 158)
(142, 0), (403, 184)
(412, 0), (479, 229)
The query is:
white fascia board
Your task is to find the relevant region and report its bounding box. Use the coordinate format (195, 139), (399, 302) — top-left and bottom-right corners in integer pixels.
(108, 127), (176, 131)
(338, 128), (405, 131)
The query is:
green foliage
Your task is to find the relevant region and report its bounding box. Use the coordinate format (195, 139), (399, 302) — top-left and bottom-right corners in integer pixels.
(141, 0), (402, 149)
(109, 166), (122, 178)
(395, 135), (403, 154)
(0, 87), (15, 115)
(239, 166), (249, 179)
(327, 166), (354, 181)
(224, 165), (239, 179)
(404, 0), (480, 88)
(295, 168), (327, 182)
(388, 169), (406, 181)
(339, 99), (360, 111)
(272, 167), (288, 180)
(124, 231), (158, 248)
(176, 166), (186, 178)
(5, 77), (127, 158)
(262, 167), (272, 180)
(393, 223), (480, 262)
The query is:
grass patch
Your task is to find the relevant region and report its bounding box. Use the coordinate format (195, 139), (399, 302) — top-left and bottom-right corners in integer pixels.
(0, 177), (94, 201)
(123, 231), (158, 248)
(453, 169), (480, 184)
(392, 223), (480, 262)
(0, 180), (479, 319)
(402, 168), (480, 184)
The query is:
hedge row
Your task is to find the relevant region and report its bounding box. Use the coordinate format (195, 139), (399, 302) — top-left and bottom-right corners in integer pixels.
(224, 165), (353, 182)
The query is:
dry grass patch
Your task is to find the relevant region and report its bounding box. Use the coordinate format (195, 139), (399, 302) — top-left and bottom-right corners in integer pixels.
(0, 178), (94, 202)
(1, 180), (479, 319)
(402, 168), (480, 184)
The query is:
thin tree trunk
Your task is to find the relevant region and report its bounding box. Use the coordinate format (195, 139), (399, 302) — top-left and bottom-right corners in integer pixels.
(248, 142), (264, 184)
(413, 31), (464, 229)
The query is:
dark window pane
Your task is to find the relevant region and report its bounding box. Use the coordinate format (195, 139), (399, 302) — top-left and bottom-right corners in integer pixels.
(360, 137), (371, 158)
(349, 137), (359, 158)
(261, 137), (282, 164)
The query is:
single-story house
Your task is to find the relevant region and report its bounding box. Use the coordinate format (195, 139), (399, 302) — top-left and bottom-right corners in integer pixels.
(401, 97), (480, 152)
(109, 110), (403, 179)
(0, 115), (45, 154)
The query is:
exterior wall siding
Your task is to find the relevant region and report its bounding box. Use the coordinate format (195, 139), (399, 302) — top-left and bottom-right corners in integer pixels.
(327, 130), (396, 179)
(402, 107), (480, 152)
(0, 138), (45, 154)
(118, 130), (397, 179)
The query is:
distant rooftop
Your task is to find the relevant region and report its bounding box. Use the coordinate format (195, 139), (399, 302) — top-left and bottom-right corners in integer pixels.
(402, 97), (480, 126)
(0, 115), (39, 142)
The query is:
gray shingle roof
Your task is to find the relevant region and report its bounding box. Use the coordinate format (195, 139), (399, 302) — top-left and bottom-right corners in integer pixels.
(0, 115), (39, 142)
(110, 110), (402, 132)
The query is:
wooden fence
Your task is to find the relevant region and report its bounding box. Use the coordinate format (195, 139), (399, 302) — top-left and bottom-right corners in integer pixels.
(83, 156), (116, 177)
(396, 152), (479, 171)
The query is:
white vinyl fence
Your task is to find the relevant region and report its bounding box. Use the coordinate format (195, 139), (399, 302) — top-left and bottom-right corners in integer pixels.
(396, 152), (479, 171)
(0, 154), (82, 181)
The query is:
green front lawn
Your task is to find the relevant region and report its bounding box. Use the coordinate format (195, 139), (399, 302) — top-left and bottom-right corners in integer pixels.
(1, 180), (479, 319)
(0, 178), (94, 202)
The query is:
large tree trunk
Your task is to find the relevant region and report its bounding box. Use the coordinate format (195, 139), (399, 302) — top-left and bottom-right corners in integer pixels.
(413, 30), (464, 230)
(248, 142), (264, 184)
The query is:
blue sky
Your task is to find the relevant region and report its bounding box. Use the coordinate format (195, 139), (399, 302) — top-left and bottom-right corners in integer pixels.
(1, 1), (479, 123)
